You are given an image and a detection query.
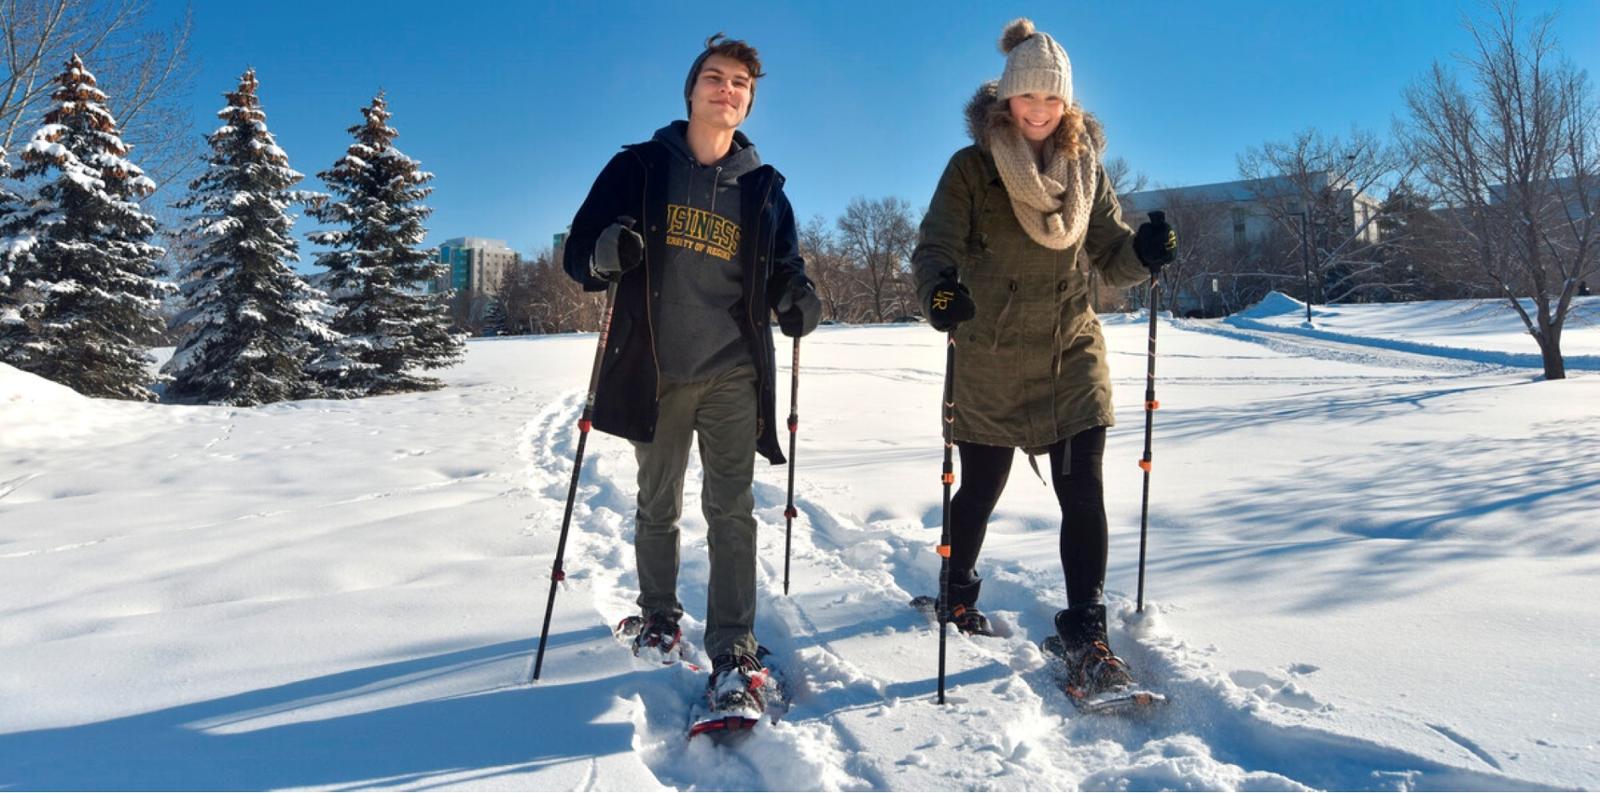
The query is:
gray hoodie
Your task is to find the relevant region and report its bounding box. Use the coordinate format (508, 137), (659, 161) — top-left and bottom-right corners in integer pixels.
(651, 121), (763, 383)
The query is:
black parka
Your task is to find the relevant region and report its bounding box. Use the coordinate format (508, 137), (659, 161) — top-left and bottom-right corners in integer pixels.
(563, 135), (804, 465)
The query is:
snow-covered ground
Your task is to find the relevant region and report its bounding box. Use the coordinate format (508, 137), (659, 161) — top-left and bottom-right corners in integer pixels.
(2, 296), (1596, 791)
(1222, 291), (1600, 370)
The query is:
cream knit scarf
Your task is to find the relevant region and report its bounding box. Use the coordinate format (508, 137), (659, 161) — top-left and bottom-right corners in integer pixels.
(987, 124), (1096, 250)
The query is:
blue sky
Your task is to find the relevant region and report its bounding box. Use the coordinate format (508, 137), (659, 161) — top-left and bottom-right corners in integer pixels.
(150, 0), (1600, 259)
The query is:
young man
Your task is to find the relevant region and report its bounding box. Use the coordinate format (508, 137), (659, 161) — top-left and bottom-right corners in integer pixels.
(563, 34), (820, 722)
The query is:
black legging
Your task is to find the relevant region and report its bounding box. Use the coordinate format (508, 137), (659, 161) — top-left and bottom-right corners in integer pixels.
(949, 426), (1108, 607)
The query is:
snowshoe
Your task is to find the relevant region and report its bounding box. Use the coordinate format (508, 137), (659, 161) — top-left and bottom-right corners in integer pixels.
(1042, 605), (1166, 715)
(614, 612), (685, 666)
(688, 646), (787, 740)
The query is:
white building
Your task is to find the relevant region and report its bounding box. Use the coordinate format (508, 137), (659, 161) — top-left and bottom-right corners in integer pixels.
(433, 237), (519, 296)
(1125, 173), (1383, 249)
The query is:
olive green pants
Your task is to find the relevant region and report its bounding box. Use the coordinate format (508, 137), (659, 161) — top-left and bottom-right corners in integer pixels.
(632, 365), (759, 660)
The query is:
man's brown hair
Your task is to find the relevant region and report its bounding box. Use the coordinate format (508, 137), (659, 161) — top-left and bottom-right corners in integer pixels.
(683, 33), (765, 118)
(700, 33), (764, 81)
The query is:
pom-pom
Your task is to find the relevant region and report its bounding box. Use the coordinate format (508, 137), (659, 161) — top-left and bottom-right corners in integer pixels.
(999, 18), (1036, 54)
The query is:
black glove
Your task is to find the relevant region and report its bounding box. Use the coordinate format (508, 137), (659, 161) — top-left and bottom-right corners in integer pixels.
(1133, 210), (1177, 277)
(925, 272), (976, 332)
(775, 275), (822, 338)
(592, 215), (643, 282)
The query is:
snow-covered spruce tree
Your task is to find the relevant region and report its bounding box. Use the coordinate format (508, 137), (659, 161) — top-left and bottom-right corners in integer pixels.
(1, 55), (169, 400)
(307, 92), (461, 395)
(1, 144), (18, 301)
(0, 146), (26, 359)
(163, 69), (337, 406)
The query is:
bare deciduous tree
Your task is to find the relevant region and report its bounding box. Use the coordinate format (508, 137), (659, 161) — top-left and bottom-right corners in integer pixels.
(1237, 126), (1408, 307)
(1, 1), (200, 192)
(1134, 190), (1243, 316)
(837, 196), (918, 322)
(1400, 0), (1598, 379)
(1123, 182), (1314, 317)
(495, 254), (542, 335)
(498, 248), (606, 335)
(1104, 156), (1148, 198)
(797, 215), (856, 323)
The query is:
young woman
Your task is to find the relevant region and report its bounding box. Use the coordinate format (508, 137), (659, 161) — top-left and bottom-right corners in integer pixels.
(911, 18), (1176, 697)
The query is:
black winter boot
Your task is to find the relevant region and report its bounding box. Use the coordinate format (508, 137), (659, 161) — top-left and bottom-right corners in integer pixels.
(946, 570), (994, 636)
(1051, 604), (1134, 698)
(1053, 604), (1106, 650)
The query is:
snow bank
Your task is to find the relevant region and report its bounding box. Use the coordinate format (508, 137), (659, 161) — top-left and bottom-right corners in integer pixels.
(0, 363), (153, 448)
(1233, 290), (1307, 320)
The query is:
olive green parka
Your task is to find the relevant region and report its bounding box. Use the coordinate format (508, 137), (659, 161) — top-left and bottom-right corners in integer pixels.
(912, 82), (1151, 451)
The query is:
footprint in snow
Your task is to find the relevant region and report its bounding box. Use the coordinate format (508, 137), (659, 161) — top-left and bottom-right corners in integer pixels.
(1229, 669), (1329, 712)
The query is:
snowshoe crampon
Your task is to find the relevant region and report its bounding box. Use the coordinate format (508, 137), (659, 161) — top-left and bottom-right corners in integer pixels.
(1040, 634), (1167, 715)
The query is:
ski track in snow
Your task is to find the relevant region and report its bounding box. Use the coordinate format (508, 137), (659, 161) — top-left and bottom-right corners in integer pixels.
(516, 381), (1556, 791)
(0, 471), (41, 502)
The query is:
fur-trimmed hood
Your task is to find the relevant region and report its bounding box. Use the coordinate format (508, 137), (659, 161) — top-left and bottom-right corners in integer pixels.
(963, 80), (1105, 156)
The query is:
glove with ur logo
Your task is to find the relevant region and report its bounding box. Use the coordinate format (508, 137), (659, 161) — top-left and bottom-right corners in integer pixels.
(925, 271), (976, 332)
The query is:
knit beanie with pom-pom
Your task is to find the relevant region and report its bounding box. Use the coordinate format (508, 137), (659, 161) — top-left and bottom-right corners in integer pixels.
(996, 18), (1072, 104)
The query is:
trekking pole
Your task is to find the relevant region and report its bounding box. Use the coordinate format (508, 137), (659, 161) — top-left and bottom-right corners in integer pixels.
(782, 336), (801, 596)
(532, 251), (624, 681)
(936, 329), (956, 704)
(1136, 210), (1166, 614)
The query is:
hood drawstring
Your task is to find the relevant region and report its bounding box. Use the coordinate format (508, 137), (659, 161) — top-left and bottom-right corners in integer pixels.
(1026, 454), (1047, 486)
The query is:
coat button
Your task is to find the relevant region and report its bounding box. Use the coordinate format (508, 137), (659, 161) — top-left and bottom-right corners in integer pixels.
(1057, 280), (1068, 292)
(1008, 280), (1018, 292)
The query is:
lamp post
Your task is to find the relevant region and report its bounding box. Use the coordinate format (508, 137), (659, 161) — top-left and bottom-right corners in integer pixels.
(1296, 209), (1314, 325)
